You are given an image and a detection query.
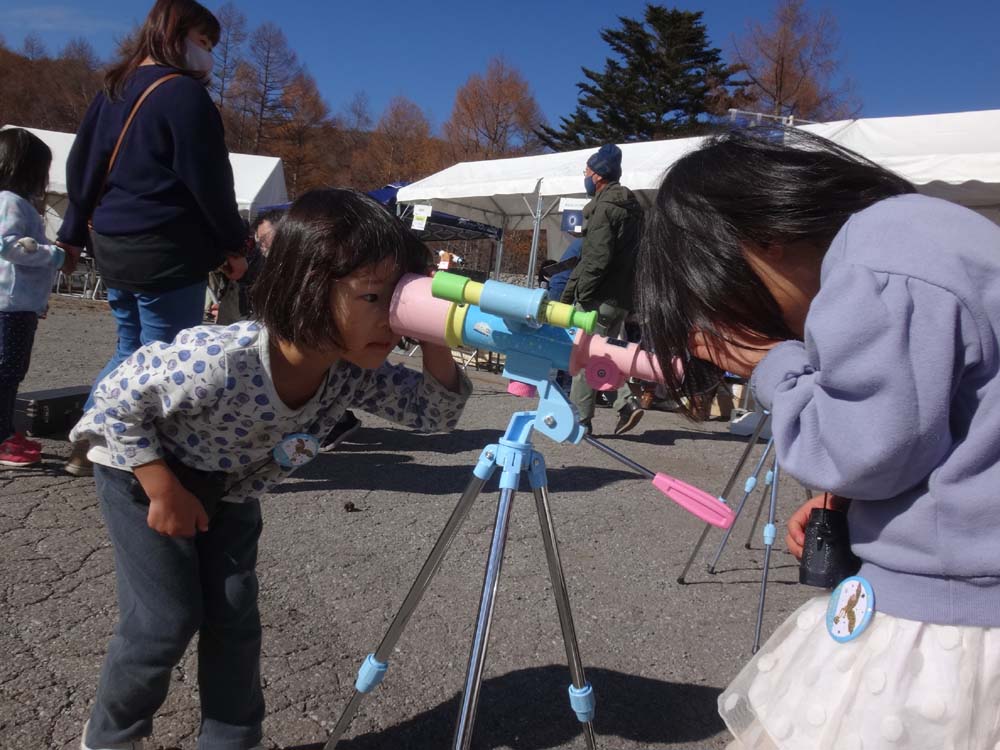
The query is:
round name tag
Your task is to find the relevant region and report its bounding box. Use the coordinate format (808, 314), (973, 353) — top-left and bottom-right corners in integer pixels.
(826, 575), (875, 643)
(272, 433), (319, 468)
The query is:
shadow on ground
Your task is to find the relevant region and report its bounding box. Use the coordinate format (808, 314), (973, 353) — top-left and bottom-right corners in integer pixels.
(286, 665), (725, 749)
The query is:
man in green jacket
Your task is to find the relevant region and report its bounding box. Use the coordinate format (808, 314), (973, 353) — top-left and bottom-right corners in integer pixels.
(561, 144), (645, 435)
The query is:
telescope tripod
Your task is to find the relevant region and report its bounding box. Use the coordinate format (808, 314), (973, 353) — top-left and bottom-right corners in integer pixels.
(325, 410), (599, 750)
(676, 413), (806, 652)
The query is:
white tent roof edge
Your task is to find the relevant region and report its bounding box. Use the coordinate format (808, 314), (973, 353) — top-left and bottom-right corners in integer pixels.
(2, 124), (289, 215)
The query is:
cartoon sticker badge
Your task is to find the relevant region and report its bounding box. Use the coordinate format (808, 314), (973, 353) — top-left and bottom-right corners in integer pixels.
(272, 433), (319, 469)
(826, 575), (875, 643)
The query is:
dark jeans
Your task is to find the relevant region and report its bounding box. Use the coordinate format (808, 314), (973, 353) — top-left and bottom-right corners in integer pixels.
(87, 461), (264, 749)
(85, 281), (208, 410)
(0, 311), (38, 442)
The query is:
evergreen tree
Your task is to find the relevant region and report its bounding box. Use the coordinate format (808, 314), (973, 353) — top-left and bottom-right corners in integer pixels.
(539, 5), (750, 149)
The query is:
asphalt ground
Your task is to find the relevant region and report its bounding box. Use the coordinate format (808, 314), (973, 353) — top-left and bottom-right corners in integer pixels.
(1, 295), (815, 750)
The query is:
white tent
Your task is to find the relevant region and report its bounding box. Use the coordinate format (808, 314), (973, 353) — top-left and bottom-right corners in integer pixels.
(396, 136), (707, 279)
(798, 109), (1000, 224)
(2, 125), (288, 238)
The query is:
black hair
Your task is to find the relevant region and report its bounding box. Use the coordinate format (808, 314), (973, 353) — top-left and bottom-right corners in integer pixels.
(637, 127), (916, 418)
(251, 188), (431, 350)
(252, 208), (285, 233)
(0, 128), (52, 201)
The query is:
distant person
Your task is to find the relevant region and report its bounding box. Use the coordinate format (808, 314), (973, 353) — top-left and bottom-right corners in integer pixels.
(69, 188), (470, 750)
(561, 144), (644, 435)
(544, 237), (582, 303)
(238, 208), (284, 319)
(0, 129), (80, 467)
(57, 0), (248, 478)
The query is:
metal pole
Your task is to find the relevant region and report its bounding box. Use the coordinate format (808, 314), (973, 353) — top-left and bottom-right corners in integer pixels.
(533, 486), (598, 749)
(752, 457), (780, 654)
(706, 439), (774, 574)
(524, 191), (544, 287)
(325, 475), (489, 749)
(453, 486), (518, 749)
(676, 413), (770, 583)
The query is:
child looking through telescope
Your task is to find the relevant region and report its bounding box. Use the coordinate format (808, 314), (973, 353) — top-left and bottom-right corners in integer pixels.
(70, 188), (470, 750)
(637, 128), (1000, 749)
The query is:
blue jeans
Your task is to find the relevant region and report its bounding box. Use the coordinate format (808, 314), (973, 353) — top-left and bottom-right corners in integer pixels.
(87, 461), (264, 749)
(85, 281), (208, 410)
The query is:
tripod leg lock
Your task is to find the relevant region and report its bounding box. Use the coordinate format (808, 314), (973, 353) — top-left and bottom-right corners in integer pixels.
(763, 523), (777, 546)
(355, 653), (388, 693)
(568, 682), (596, 723)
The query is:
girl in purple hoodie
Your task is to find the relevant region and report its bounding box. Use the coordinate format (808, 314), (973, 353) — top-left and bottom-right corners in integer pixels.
(638, 129), (1000, 750)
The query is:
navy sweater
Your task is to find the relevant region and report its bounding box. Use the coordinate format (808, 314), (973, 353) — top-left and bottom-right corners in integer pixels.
(59, 65), (246, 291)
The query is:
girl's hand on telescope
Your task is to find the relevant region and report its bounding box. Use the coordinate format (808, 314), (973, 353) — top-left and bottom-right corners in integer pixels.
(688, 327), (782, 378)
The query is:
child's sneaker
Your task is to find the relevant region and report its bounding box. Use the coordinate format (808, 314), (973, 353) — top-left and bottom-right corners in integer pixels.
(0, 437), (40, 467)
(11, 432), (42, 452)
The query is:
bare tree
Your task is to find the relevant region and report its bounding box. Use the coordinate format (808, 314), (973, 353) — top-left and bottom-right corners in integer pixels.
(732, 0), (859, 121)
(244, 22), (300, 153)
(213, 1), (248, 110)
(443, 57), (545, 161)
(21, 33), (47, 61)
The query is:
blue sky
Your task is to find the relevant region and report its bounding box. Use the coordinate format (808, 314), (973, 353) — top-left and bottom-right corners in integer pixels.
(4, 0), (998, 132)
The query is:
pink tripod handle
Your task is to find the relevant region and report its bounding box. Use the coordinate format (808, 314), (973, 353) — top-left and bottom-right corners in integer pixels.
(652, 474), (734, 529)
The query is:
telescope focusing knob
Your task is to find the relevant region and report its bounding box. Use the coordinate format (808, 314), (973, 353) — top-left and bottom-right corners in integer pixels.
(584, 356), (624, 391)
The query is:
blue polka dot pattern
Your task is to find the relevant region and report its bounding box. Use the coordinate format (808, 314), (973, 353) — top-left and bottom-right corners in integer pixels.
(69, 320), (471, 504)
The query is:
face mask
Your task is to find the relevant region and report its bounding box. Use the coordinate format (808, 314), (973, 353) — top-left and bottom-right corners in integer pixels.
(184, 39), (214, 78)
(584, 175), (597, 197)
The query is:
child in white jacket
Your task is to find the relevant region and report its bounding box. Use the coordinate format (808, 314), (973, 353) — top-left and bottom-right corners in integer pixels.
(0, 128), (79, 466)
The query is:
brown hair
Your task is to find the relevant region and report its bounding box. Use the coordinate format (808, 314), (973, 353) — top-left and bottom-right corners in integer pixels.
(104, 0), (220, 99)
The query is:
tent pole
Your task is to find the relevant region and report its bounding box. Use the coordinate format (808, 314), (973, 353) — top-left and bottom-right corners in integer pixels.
(525, 192), (544, 287)
(492, 216), (508, 280)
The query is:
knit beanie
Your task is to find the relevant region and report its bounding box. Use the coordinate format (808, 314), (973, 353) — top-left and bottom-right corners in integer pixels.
(586, 144), (623, 181)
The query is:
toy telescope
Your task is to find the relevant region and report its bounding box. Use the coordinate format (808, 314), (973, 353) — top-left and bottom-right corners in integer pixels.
(391, 272), (665, 438)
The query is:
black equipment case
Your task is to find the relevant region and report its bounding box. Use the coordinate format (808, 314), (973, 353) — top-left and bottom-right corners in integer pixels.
(13, 385), (91, 437)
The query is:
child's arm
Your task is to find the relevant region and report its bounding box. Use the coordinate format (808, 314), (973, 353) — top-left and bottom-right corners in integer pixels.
(348, 356), (472, 432)
(134, 458), (209, 537)
(0, 235), (67, 269)
(0, 195), (67, 269)
(751, 264), (973, 500)
(418, 342), (461, 393)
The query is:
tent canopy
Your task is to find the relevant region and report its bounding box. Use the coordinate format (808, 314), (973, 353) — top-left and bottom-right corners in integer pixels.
(396, 137), (706, 233)
(798, 109), (1000, 216)
(2, 125), (288, 222)
(395, 137), (706, 271)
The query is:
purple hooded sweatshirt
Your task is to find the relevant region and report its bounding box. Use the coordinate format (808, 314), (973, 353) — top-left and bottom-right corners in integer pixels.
(751, 193), (1000, 627)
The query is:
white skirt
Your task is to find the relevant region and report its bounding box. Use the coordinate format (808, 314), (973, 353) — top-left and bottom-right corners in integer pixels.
(719, 596), (1000, 750)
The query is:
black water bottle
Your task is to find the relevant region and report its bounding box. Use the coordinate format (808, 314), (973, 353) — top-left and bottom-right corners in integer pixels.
(799, 507), (861, 588)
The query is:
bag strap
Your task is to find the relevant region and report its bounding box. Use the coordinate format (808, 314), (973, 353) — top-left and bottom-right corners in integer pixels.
(106, 73), (182, 180)
(87, 73), (182, 240)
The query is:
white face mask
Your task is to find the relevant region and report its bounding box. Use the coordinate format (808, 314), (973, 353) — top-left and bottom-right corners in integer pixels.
(183, 39), (214, 78)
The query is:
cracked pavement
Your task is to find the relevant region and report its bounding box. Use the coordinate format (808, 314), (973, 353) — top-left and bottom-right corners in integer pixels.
(1, 296), (812, 749)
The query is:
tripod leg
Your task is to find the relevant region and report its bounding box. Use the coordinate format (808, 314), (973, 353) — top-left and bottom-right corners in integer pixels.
(677, 412), (770, 583)
(752, 458), (781, 654)
(453, 486), (518, 750)
(533, 485), (598, 750)
(325, 471), (491, 749)
(743, 462), (774, 550)
(707, 439), (774, 574)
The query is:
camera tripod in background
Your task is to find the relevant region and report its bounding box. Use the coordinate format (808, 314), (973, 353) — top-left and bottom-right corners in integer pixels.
(677, 412), (810, 652)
